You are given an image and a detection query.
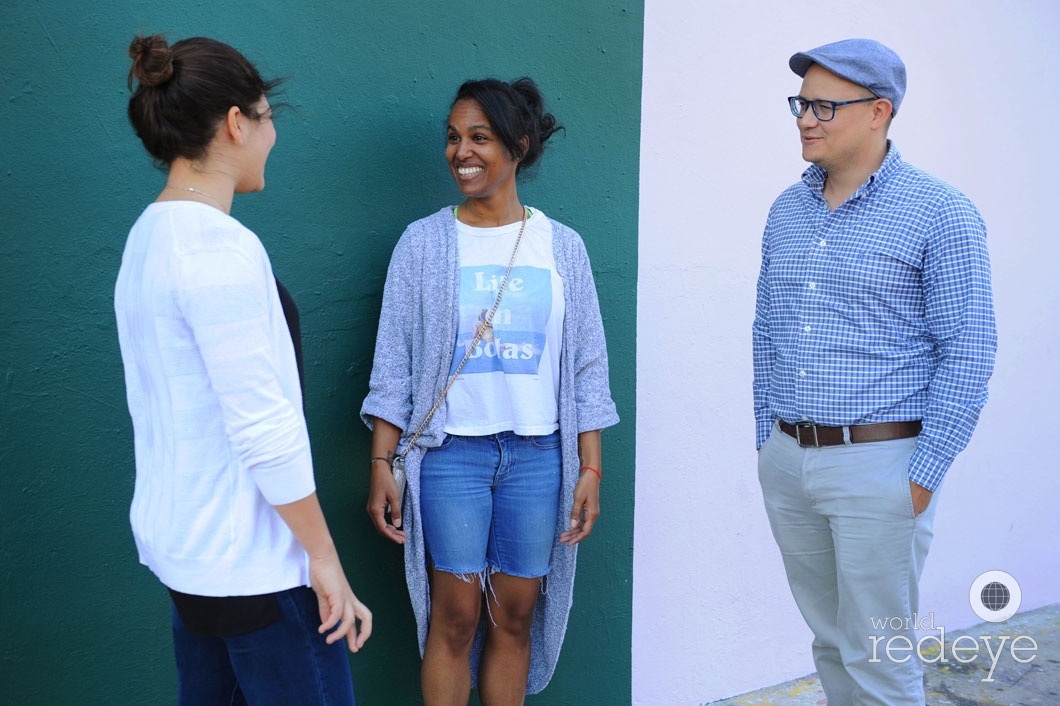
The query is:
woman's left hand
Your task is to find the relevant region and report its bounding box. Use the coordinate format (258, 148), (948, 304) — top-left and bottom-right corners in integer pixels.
(560, 470), (600, 546)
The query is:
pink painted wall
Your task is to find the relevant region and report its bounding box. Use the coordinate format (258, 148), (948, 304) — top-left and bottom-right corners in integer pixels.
(634, 1), (1060, 702)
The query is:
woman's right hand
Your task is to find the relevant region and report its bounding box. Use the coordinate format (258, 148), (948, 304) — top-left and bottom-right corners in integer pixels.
(271, 492), (372, 651)
(366, 417), (406, 544)
(367, 463), (406, 544)
(308, 552), (373, 653)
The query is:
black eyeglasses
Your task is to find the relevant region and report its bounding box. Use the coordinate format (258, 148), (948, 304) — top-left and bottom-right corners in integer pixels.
(788, 95), (880, 122)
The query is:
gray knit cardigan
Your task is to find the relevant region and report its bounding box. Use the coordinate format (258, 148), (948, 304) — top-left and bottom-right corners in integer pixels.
(360, 206), (619, 694)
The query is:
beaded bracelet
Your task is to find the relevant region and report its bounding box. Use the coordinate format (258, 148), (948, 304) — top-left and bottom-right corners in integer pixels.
(579, 465), (602, 480)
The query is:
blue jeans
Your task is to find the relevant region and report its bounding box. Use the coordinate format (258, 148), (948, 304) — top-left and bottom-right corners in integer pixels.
(171, 586), (355, 706)
(420, 431), (562, 579)
(758, 423), (938, 706)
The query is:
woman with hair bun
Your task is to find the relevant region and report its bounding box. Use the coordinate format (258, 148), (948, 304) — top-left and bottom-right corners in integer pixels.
(116, 34), (370, 705)
(362, 77), (618, 704)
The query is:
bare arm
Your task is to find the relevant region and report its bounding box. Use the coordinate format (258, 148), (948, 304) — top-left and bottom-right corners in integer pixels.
(560, 429), (602, 546)
(274, 493), (372, 652)
(365, 416), (406, 544)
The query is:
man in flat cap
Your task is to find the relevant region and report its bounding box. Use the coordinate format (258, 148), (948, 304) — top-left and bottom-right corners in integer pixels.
(753, 39), (996, 705)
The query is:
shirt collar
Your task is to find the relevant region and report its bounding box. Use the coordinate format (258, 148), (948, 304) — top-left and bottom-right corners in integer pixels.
(801, 141), (904, 199)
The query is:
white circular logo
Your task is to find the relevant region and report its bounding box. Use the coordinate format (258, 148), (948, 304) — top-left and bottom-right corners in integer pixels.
(969, 570), (1021, 623)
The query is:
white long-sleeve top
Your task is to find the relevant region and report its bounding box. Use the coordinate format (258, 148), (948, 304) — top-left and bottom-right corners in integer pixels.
(115, 201), (314, 596)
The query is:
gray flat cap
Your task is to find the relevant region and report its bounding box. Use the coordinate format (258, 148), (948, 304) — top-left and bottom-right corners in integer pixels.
(790, 38), (907, 115)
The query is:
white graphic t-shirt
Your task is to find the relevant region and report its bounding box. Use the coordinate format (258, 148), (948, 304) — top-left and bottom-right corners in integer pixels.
(444, 208), (564, 436)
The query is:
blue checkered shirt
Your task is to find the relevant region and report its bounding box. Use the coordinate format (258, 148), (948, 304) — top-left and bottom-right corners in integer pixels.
(753, 145), (996, 491)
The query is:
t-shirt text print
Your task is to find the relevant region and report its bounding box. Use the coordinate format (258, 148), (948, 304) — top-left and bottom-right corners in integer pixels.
(445, 209), (564, 436)
(453, 264), (551, 375)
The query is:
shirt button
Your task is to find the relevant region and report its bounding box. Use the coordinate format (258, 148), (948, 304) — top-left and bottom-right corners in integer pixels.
(799, 370), (807, 377)
(808, 282), (817, 289)
(819, 239), (827, 246)
(803, 325), (812, 332)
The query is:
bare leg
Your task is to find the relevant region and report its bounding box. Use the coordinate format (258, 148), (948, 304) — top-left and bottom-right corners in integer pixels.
(478, 573), (541, 706)
(422, 569), (483, 706)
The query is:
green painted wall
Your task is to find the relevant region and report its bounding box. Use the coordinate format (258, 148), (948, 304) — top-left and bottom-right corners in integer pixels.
(0, 1), (640, 704)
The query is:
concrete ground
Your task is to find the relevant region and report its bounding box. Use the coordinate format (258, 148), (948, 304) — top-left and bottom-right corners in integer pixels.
(709, 603), (1060, 706)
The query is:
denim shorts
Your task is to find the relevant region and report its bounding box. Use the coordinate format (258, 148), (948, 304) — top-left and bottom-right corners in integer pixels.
(420, 430), (562, 579)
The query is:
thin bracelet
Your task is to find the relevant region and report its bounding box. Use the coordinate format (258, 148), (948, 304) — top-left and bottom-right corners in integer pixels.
(579, 465), (602, 480)
(369, 456), (392, 468)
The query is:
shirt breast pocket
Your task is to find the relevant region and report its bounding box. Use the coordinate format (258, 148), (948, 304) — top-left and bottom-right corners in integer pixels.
(853, 243), (923, 301)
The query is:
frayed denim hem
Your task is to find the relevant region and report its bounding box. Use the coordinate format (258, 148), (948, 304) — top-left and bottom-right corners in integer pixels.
(431, 565), (549, 627)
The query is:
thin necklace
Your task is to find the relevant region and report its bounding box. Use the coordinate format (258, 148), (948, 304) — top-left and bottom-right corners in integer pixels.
(165, 185), (227, 210)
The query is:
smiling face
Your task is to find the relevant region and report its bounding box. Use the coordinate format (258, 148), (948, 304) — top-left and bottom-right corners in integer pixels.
(445, 98), (521, 203)
(797, 64), (886, 174)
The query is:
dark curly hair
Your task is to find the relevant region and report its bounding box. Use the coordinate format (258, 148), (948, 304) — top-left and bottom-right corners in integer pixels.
(452, 77), (563, 173)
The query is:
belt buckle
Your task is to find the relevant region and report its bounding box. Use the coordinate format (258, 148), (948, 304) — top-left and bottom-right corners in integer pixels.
(795, 422), (820, 448)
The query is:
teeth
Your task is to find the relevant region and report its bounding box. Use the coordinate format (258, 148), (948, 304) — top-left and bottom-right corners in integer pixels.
(458, 166), (483, 176)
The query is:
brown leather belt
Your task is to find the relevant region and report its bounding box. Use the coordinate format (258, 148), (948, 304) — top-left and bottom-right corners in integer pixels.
(778, 420), (922, 448)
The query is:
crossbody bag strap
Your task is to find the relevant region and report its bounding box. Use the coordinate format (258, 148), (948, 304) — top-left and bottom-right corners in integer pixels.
(396, 207), (529, 460)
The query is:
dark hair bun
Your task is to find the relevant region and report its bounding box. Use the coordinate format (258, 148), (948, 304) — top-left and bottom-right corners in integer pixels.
(128, 35), (174, 90)
(126, 34), (278, 165)
(510, 78), (559, 148)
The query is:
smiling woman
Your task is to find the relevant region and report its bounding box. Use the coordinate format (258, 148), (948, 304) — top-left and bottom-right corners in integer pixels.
(446, 99), (522, 207)
(443, 78), (561, 225)
(361, 77), (618, 705)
